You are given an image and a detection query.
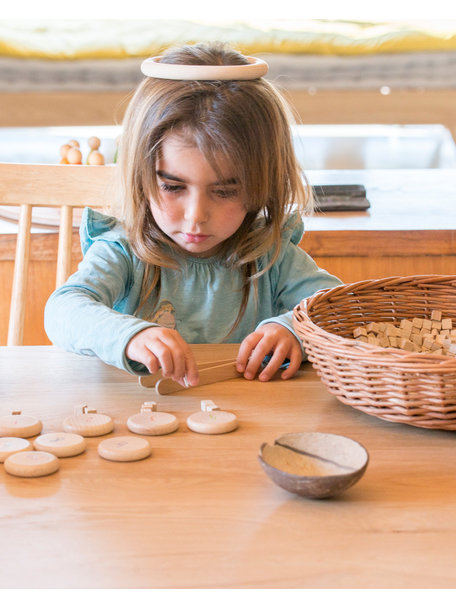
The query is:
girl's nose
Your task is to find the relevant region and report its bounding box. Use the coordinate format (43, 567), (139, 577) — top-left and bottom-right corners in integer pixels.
(184, 191), (209, 224)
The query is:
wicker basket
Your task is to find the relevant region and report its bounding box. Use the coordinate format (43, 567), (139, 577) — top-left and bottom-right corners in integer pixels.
(293, 275), (456, 430)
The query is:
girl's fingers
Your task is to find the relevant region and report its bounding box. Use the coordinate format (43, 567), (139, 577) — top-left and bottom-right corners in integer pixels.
(236, 332), (263, 374)
(257, 345), (289, 381)
(151, 340), (174, 377)
(237, 325), (303, 382)
(280, 348), (302, 380)
(157, 333), (199, 385)
(183, 350), (199, 386)
(243, 336), (276, 380)
(140, 349), (160, 374)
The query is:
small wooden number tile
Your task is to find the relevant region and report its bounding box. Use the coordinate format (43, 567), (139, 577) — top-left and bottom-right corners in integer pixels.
(127, 402), (179, 436)
(4, 451), (60, 478)
(186, 400), (238, 435)
(98, 436), (152, 462)
(0, 437), (32, 463)
(0, 411), (43, 438)
(33, 432), (87, 458)
(63, 406), (114, 437)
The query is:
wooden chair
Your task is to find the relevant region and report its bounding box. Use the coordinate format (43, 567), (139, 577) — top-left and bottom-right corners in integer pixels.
(0, 163), (116, 345)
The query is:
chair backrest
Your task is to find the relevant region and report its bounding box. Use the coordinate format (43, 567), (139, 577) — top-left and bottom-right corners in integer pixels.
(0, 163), (116, 345)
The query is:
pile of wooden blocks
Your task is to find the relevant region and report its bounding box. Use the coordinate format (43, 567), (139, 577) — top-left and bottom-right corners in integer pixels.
(353, 311), (456, 355)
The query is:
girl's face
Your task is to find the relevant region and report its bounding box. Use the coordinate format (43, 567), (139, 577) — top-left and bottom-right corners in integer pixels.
(150, 133), (247, 258)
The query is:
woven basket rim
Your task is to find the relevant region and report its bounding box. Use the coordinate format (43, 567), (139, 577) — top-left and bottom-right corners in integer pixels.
(294, 274), (456, 369)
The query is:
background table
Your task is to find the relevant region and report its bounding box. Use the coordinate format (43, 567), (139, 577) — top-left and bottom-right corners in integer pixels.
(1, 345), (456, 589)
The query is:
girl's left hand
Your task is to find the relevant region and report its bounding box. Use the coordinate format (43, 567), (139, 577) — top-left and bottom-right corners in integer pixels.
(236, 323), (303, 382)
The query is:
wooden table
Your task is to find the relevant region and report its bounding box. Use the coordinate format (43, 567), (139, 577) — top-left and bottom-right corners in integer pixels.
(1, 345), (456, 589)
(303, 168), (456, 284)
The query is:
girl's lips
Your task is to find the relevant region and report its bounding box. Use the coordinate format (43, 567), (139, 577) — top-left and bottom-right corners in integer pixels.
(183, 233), (209, 243)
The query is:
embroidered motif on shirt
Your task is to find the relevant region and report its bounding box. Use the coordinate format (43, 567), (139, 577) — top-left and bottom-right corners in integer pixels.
(151, 300), (177, 329)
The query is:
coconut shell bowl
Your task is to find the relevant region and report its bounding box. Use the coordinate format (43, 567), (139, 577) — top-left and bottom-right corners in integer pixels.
(259, 432), (369, 499)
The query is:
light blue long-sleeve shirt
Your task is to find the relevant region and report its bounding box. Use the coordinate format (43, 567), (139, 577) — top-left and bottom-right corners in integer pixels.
(44, 208), (341, 374)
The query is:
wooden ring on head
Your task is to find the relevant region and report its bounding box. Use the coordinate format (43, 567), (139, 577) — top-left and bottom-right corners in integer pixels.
(140, 56), (269, 81)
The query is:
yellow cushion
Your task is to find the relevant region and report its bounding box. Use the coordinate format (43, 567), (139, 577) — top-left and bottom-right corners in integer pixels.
(1, 20), (456, 60)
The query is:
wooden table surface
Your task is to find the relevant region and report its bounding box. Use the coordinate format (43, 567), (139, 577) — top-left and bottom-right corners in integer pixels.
(1, 345), (456, 589)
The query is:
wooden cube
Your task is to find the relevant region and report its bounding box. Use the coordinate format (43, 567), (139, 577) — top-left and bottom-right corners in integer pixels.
(400, 319), (413, 330)
(422, 319), (432, 331)
(353, 326), (368, 338)
(423, 337), (434, 350)
(442, 318), (453, 330)
(411, 334), (423, 347)
(366, 322), (379, 334)
(399, 338), (415, 352)
(431, 310), (442, 322)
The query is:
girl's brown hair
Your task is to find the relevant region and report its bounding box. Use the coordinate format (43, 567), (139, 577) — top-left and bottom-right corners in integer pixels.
(117, 42), (311, 335)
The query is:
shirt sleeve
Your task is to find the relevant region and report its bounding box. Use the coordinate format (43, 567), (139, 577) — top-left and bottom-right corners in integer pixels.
(44, 238), (156, 374)
(256, 238), (342, 357)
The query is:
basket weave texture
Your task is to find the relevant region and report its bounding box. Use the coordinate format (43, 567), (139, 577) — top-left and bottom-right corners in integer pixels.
(293, 275), (456, 430)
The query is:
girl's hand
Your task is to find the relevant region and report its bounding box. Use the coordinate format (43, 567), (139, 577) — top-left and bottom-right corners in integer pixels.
(236, 323), (302, 382)
(126, 327), (199, 387)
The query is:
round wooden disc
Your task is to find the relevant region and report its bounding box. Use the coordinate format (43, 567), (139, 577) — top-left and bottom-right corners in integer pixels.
(0, 437), (32, 463)
(127, 411), (179, 436)
(98, 436), (152, 462)
(4, 450), (60, 477)
(0, 413), (43, 438)
(186, 410), (238, 435)
(63, 412), (114, 437)
(34, 432), (87, 458)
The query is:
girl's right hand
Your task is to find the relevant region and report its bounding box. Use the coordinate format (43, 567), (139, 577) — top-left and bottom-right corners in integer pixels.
(125, 327), (199, 387)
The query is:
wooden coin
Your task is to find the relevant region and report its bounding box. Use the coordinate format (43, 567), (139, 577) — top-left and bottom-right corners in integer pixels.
(63, 412), (114, 437)
(127, 411), (179, 436)
(0, 412), (43, 438)
(186, 410), (238, 435)
(4, 451), (60, 478)
(98, 436), (151, 462)
(33, 432), (86, 458)
(0, 437), (32, 463)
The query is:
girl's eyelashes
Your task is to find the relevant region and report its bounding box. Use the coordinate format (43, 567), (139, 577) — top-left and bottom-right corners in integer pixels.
(159, 182), (184, 193)
(213, 188), (239, 199)
(158, 181), (239, 200)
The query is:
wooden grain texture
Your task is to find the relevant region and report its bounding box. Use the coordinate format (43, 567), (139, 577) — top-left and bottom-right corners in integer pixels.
(139, 358), (237, 388)
(55, 206), (74, 289)
(7, 204), (32, 344)
(284, 89), (456, 141)
(0, 163), (116, 207)
(0, 91), (131, 127)
(155, 361), (241, 395)
(1, 344), (456, 588)
(0, 163), (114, 345)
(1, 89), (455, 141)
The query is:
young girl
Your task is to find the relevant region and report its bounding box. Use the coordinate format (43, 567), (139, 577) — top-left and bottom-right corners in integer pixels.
(44, 42), (341, 387)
